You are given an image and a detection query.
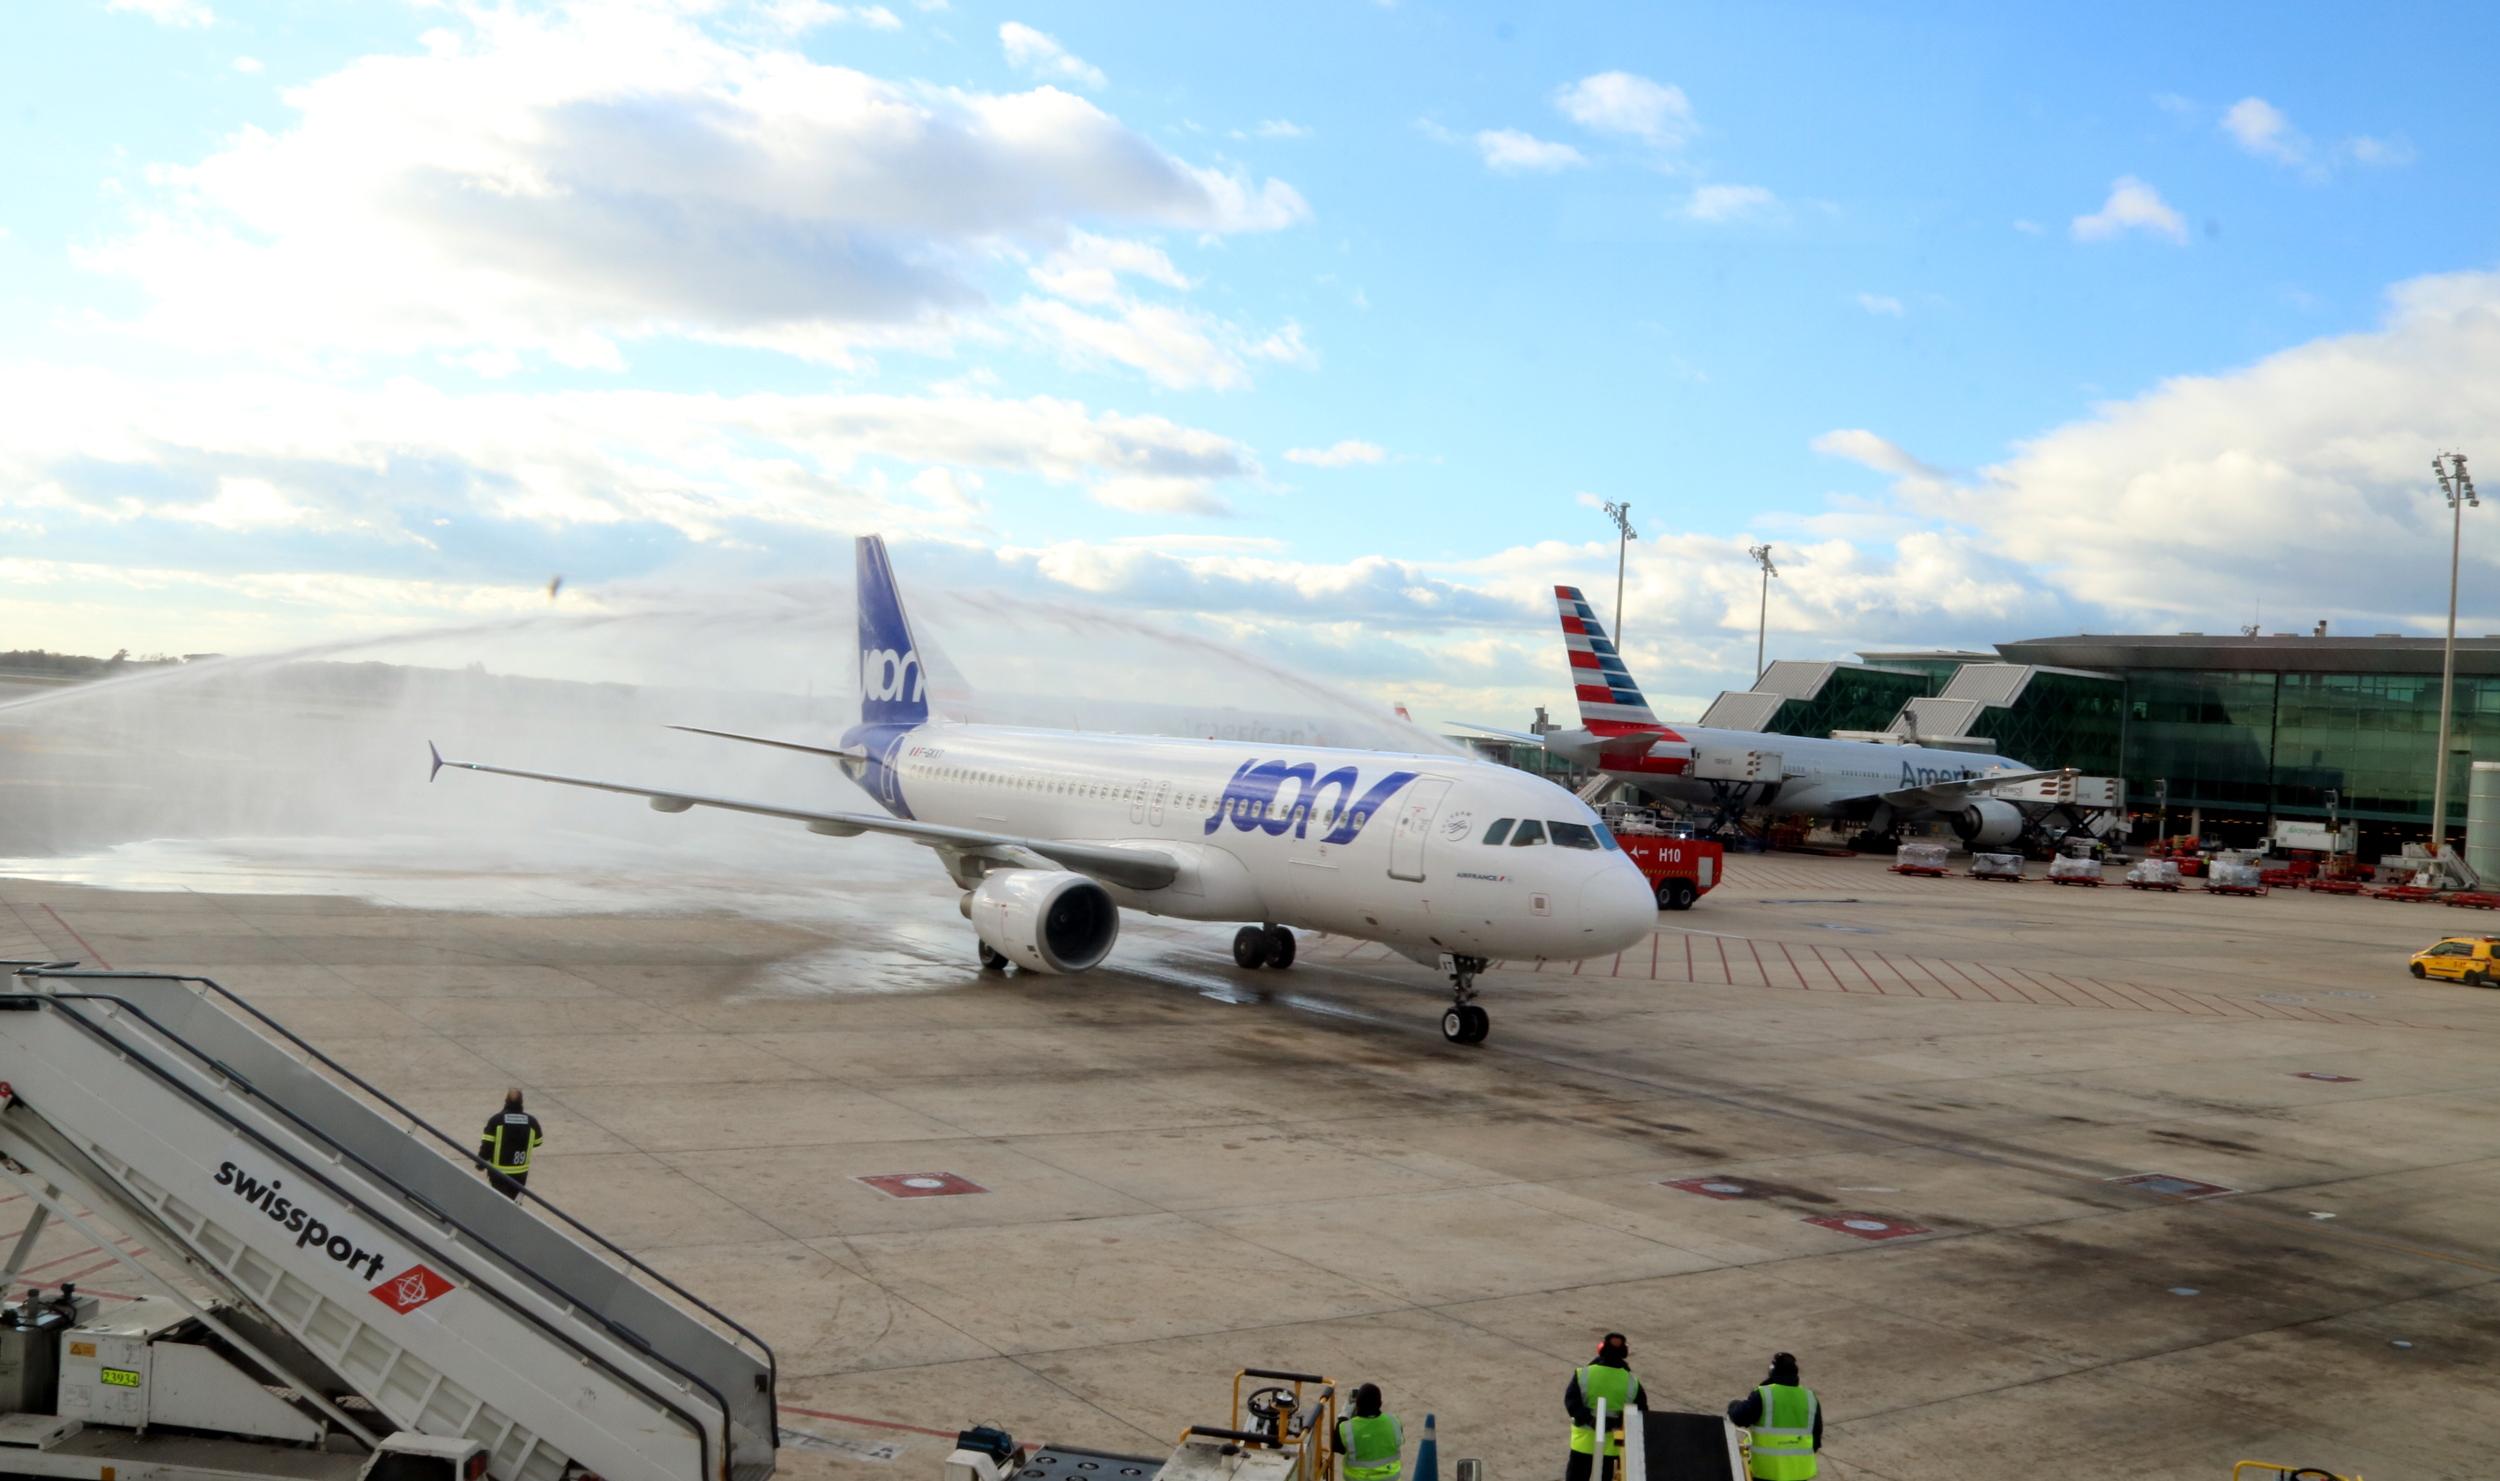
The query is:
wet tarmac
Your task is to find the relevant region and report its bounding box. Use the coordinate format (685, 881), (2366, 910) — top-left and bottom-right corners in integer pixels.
(3, 851), (2496, 1481)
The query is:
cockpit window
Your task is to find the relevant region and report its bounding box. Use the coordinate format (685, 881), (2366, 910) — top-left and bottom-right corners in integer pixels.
(1482, 818), (1515, 846)
(1592, 822), (1622, 851)
(1548, 821), (1599, 850)
(1509, 819), (1546, 847)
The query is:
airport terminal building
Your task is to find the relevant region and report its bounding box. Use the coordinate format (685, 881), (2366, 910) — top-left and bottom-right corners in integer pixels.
(1701, 631), (2500, 849)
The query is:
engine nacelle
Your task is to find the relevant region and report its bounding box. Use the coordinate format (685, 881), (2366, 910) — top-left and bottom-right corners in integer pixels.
(963, 870), (1120, 974)
(1952, 798), (2027, 849)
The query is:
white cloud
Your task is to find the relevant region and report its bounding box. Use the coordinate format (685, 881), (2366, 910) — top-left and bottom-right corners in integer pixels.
(80, 7), (1304, 371)
(1683, 183), (1776, 223)
(1817, 267), (2500, 629)
(2070, 176), (2187, 244)
(107, 0), (212, 27)
(759, 1), (904, 29)
(998, 22), (1105, 90)
(1810, 428), (1946, 484)
(2222, 96), (2305, 165)
(0, 367), (1265, 540)
(1028, 232), (1192, 306)
(1015, 298), (1253, 391)
(1856, 292), (1905, 317)
(1233, 119), (1311, 141)
(2012, 219), (2044, 235)
(1285, 440), (1386, 468)
(1474, 129), (1586, 173)
(1553, 71), (1693, 148)
(231, 55), (263, 74)
(2345, 134), (2415, 168)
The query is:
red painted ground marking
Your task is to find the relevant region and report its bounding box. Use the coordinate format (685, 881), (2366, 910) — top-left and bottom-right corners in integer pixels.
(1805, 1213), (1931, 1241)
(1683, 936), (1694, 978)
(2054, 974), (2129, 1011)
(19, 1240), (142, 1278)
(2293, 1072), (2360, 1083)
(1609, 951), (1622, 978)
(1774, 940), (1802, 988)
(1967, 960), (2026, 998)
(1649, 935), (1659, 979)
(1839, 948), (1885, 992)
(1715, 937), (1731, 982)
(1809, 944), (1852, 992)
(1746, 939), (1767, 984)
(1571, 958), (1586, 976)
(779, 1404), (962, 1441)
(2090, 977), (2177, 1014)
(50, 1255), (137, 1287)
(1928, 957), (1997, 1002)
(39, 906), (109, 970)
(858, 1172), (986, 1198)
(1869, 950), (1917, 991)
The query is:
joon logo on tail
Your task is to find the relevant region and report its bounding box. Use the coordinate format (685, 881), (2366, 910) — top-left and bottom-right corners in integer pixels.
(1203, 760), (1417, 844)
(861, 647), (923, 704)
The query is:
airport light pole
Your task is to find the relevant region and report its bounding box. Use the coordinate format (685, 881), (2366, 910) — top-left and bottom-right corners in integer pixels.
(1600, 500), (1637, 642)
(2430, 452), (2478, 867)
(1748, 543), (1779, 681)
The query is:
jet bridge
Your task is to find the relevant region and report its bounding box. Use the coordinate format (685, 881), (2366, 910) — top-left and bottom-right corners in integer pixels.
(0, 962), (777, 1481)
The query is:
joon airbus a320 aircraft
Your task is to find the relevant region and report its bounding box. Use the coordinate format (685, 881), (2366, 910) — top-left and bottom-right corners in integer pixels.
(431, 536), (1654, 1044)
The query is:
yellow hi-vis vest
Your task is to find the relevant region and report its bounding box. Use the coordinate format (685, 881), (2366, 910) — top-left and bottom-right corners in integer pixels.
(1746, 1384), (1817, 1481)
(482, 1112), (540, 1174)
(1569, 1365), (1640, 1457)
(1336, 1414), (1402, 1481)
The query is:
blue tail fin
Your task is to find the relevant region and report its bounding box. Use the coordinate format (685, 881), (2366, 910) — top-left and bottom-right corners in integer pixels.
(856, 535), (929, 729)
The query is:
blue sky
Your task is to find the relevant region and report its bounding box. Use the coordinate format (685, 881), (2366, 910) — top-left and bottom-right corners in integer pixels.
(7, 0), (2500, 722)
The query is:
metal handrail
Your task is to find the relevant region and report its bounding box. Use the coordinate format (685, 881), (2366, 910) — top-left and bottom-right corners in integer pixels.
(0, 983), (738, 1481)
(19, 963), (780, 1444)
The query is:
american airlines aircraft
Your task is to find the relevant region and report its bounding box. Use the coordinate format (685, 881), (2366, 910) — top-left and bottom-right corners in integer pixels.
(1478, 586), (2065, 847)
(429, 538), (1655, 1044)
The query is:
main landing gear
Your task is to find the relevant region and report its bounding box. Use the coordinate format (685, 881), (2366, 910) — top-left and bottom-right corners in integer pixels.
(1440, 955), (1491, 1045)
(1232, 924), (1297, 970)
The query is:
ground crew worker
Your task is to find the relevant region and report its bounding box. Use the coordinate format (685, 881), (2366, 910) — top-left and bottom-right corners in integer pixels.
(1563, 1332), (1646, 1481)
(1334, 1383), (1401, 1481)
(1725, 1352), (1820, 1480)
(478, 1087), (543, 1199)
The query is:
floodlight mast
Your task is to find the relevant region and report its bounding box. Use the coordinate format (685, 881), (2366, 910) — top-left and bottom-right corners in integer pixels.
(1601, 500), (1638, 644)
(1748, 543), (1779, 681)
(2430, 452), (2478, 869)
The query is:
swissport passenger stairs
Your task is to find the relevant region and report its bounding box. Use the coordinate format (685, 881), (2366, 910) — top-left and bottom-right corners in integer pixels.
(0, 963), (777, 1481)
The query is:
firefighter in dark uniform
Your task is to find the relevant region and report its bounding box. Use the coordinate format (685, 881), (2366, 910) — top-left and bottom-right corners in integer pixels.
(479, 1087), (543, 1199)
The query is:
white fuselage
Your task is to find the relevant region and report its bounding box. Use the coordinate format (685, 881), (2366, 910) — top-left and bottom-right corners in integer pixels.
(1597, 724), (2032, 819)
(867, 723), (1657, 962)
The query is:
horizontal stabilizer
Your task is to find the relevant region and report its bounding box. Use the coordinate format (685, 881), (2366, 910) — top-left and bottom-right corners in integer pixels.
(669, 724), (863, 760)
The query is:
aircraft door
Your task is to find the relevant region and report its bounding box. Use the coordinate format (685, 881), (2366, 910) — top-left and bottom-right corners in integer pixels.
(1387, 777), (1452, 882)
(1150, 779), (1168, 827)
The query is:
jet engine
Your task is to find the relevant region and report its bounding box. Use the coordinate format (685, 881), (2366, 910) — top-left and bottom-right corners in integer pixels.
(963, 870), (1120, 974)
(1951, 798), (2027, 850)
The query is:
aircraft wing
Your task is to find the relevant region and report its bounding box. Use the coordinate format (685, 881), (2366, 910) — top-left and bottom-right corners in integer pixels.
(1878, 767), (2075, 813)
(426, 743), (1181, 891)
(1444, 720), (1551, 745)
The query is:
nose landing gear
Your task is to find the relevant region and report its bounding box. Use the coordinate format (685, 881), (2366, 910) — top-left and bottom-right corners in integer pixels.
(1439, 955), (1491, 1044)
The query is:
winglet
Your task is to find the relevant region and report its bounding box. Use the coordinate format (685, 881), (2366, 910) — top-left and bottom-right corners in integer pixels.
(428, 740), (445, 783)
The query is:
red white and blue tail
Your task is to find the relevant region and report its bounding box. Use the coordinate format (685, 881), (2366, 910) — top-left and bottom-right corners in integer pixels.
(1556, 586), (1671, 737)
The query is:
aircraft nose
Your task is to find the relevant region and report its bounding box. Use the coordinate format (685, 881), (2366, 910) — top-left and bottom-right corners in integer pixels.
(1580, 860), (1656, 952)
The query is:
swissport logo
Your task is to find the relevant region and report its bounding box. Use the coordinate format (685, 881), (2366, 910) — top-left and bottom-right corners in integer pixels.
(371, 1264), (456, 1314)
(215, 1158), (391, 1282)
(861, 646), (923, 704)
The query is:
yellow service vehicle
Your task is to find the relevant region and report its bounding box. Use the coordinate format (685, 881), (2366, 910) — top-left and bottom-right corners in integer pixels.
(2407, 934), (2500, 985)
